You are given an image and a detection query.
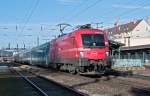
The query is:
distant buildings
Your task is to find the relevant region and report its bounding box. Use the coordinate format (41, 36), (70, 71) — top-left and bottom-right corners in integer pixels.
(0, 48), (25, 62)
(0, 50), (13, 57)
(0, 50), (13, 62)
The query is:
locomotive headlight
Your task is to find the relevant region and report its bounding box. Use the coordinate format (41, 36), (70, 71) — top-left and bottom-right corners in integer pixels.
(105, 42), (108, 45)
(105, 52), (109, 56)
(80, 52), (84, 57)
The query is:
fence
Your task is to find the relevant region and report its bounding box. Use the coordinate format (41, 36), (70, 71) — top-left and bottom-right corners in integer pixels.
(113, 59), (143, 67)
(112, 51), (150, 68)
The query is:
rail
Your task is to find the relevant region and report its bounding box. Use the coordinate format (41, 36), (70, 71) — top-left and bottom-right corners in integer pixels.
(13, 68), (87, 96)
(14, 70), (49, 96)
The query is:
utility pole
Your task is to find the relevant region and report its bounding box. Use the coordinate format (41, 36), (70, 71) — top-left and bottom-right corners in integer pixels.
(17, 44), (18, 50)
(37, 36), (39, 46)
(8, 43), (10, 49)
(114, 17), (120, 26)
(114, 17), (120, 35)
(23, 43), (26, 49)
(16, 25), (18, 31)
(40, 25), (43, 31)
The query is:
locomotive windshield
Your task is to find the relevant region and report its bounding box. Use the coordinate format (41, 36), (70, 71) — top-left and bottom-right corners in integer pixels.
(81, 34), (105, 48)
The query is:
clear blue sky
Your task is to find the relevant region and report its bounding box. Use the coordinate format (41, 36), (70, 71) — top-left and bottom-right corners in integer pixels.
(0, 0), (150, 48)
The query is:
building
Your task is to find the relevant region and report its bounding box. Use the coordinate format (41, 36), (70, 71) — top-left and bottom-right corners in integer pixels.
(105, 19), (150, 47)
(0, 50), (13, 62)
(0, 48), (25, 62)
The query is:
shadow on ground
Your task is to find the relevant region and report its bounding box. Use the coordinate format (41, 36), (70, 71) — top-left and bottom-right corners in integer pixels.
(130, 87), (150, 96)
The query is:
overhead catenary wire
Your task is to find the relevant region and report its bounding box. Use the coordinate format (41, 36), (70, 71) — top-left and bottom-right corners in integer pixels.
(117, 1), (150, 18)
(84, 0), (149, 28)
(57, 0), (104, 31)
(17, 0), (40, 48)
(59, 0), (90, 22)
(21, 0), (40, 33)
(66, 0), (103, 22)
(90, 0), (142, 21)
(18, 0), (36, 30)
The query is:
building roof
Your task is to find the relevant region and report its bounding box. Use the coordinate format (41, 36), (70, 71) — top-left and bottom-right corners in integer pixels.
(121, 44), (150, 51)
(105, 19), (143, 35)
(109, 40), (125, 49)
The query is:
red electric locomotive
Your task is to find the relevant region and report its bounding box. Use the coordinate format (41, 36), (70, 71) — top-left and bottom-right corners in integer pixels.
(49, 27), (111, 74)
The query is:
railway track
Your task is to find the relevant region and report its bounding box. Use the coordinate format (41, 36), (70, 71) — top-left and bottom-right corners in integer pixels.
(13, 69), (87, 96)
(14, 70), (49, 96)
(14, 71), (87, 96)
(0, 67), (40, 96)
(0, 63), (87, 96)
(13, 62), (150, 96)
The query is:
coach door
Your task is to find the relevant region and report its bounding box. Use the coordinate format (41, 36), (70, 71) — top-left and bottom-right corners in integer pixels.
(71, 37), (78, 64)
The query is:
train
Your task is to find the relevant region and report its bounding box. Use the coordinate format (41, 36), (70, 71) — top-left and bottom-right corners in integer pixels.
(15, 27), (112, 74)
(15, 43), (50, 67)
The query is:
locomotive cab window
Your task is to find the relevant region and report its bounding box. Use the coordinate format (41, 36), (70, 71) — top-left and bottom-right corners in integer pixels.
(81, 34), (105, 48)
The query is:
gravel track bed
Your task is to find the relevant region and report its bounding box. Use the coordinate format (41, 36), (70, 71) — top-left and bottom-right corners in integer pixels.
(19, 65), (150, 96)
